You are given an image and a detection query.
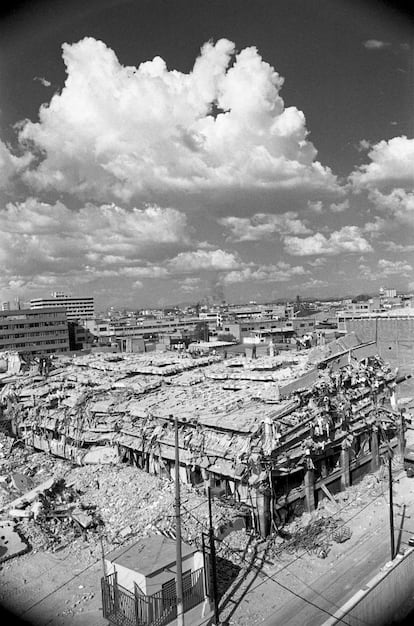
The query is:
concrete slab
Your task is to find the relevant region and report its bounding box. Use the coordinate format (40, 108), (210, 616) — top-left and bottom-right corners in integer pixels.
(0, 520), (29, 564)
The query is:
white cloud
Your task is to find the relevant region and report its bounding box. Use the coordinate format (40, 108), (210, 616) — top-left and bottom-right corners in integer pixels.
(307, 200), (324, 213)
(368, 188), (414, 225)
(15, 37), (339, 204)
(384, 241), (414, 252)
(0, 140), (32, 190)
(351, 136), (414, 192)
(284, 226), (373, 256)
(363, 39), (391, 50)
(307, 258), (327, 267)
(220, 212), (311, 242)
(358, 258), (412, 281)
(377, 258), (412, 276)
(0, 198), (191, 291)
(34, 76), (52, 87)
(222, 262), (307, 284)
(329, 199), (349, 213)
(362, 216), (387, 236)
(179, 277), (201, 292)
(168, 249), (241, 273)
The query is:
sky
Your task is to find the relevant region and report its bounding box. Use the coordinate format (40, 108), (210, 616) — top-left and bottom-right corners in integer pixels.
(0, 0), (413, 309)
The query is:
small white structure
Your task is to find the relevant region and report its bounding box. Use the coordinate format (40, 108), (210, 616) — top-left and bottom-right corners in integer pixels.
(105, 535), (204, 596)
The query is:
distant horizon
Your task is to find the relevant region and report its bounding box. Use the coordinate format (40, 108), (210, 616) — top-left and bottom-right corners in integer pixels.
(3, 288), (412, 315)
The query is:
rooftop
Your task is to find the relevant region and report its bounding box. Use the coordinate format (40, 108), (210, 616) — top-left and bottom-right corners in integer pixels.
(106, 535), (196, 576)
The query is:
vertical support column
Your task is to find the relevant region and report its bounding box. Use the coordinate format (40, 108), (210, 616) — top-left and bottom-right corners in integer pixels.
(256, 489), (271, 538)
(321, 459), (328, 479)
(304, 467), (315, 513)
(201, 468), (212, 497)
(340, 446), (351, 490)
(371, 427), (380, 472)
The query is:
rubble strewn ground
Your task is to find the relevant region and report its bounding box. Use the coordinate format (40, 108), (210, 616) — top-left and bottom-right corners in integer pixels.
(0, 431), (249, 570)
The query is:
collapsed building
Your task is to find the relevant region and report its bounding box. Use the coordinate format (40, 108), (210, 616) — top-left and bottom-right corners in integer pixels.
(0, 333), (406, 537)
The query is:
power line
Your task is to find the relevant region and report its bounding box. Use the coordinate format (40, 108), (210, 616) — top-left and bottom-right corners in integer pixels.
(18, 468), (395, 622)
(19, 529), (138, 617)
(181, 504), (355, 625)
(181, 478), (398, 626)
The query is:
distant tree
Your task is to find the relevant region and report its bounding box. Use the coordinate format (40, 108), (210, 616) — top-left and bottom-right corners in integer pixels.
(217, 333), (237, 343)
(194, 321), (209, 342)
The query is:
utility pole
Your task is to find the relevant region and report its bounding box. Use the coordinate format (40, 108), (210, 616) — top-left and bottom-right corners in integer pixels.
(388, 455), (395, 560)
(208, 486), (219, 625)
(174, 414), (185, 626)
(381, 443), (396, 561)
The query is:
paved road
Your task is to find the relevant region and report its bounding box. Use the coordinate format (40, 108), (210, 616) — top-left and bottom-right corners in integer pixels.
(253, 476), (414, 626)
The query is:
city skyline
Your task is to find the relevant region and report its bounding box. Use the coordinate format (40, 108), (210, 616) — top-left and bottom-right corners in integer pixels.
(1, 0), (414, 308)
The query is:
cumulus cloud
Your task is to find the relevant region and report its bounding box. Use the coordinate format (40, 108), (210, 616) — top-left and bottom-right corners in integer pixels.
(330, 199), (349, 213)
(351, 136), (414, 192)
(362, 216), (387, 236)
(358, 258), (412, 281)
(0, 140), (32, 190)
(222, 262), (307, 284)
(168, 249), (241, 273)
(307, 200), (324, 213)
(377, 258), (412, 276)
(363, 39), (391, 50)
(220, 212), (311, 242)
(368, 188), (414, 225)
(0, 198), (191, 291)
(284, 226), (373, 256)
(34, 76), (52, 87)
(15, 37), (339, 204)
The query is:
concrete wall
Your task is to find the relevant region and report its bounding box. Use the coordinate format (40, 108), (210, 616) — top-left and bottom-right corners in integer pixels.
(321, 548), (414, 626)
(105, 560), (147, 594)
(343, 318), (414, 371)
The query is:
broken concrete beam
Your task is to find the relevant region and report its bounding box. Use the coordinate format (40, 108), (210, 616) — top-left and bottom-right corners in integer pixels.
(8, 508), (32, 518)
(11, 472), (35, 494)
(72, 510), (93, 528)
(81, 446), (120, 465)
(0, 477), (55, 513)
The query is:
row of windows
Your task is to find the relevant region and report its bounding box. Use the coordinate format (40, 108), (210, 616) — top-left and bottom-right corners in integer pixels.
(1, 331), (68, 339)
(6, 341), (68, 349)
(0, 319), (66, 330)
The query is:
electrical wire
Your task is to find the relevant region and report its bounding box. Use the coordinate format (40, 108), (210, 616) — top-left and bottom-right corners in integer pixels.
(180, 503), (355, 625)
(19, 528), (137, 617)
(181, 475), (403, 626)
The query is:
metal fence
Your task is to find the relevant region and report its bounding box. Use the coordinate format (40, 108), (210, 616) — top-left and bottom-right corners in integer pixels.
(102, 567), (205, 626)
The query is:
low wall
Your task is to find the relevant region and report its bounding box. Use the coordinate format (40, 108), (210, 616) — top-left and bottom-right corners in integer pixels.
(321, 548), (414, 626)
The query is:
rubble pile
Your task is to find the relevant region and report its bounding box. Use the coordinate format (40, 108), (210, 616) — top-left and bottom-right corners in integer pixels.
(1, 442), (249, 564)
(0, 339), (405, 548)
(0, 433), (70, 510)
(270, 516), (350, 559)
(17, 477), (103, 553)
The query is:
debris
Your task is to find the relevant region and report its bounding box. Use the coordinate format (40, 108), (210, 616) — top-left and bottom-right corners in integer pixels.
(11, 473), (35, 494)
(82, 447), (120, 465)
(0, 520), (30, 563)
(321, 483), (337, 504)
(72, 511), (93, 529)
(332, 526), (352, 543)
(9, 508), (32, 519)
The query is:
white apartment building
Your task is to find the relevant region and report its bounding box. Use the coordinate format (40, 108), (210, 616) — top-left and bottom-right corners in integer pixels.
(30, 292), (95, 321)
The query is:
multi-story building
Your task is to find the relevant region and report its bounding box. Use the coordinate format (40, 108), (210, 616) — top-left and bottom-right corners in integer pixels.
(30, 292), (94, 321)
(0, 307), (70, 355)
(79, 316), (201, 350)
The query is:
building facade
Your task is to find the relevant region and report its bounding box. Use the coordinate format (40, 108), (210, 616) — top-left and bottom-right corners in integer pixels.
(30, 292), (94, 321)
(0, 307), (70, 354)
